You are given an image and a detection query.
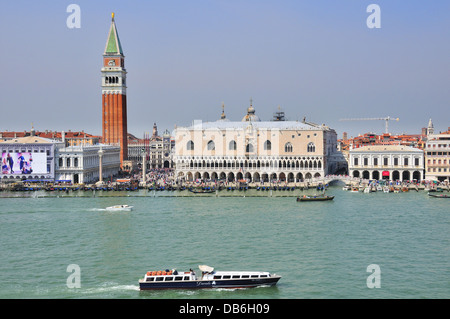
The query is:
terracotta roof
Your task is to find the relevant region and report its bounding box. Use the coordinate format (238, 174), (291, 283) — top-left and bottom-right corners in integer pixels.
(351, 144), (423, 152)
(0, 136), (57, 144)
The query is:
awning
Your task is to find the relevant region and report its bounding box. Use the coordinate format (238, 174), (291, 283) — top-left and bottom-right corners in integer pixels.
(382, 171), (390, 177)
(198, 265), (214, 273)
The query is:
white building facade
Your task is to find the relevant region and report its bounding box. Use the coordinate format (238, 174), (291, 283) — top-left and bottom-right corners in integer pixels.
(425, 130), (450, 182)
(0, 136), (62, 182)
(173, 105), (345, 182)
(55, 144), (121, 184)
(349, 145), (424, 181)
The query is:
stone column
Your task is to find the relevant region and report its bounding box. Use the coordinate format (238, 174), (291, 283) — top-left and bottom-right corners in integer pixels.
(98, 147), (104, 183)
(142, 148), (147, 184)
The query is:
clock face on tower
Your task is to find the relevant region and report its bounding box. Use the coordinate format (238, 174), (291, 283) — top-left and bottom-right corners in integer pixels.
(108, 59), (116, 66)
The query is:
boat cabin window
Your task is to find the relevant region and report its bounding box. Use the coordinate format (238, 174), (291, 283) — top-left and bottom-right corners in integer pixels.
(155, 277), (164, 282)
(241, 275), (249, 278)
(222, 275), (231, 279)
(165, 277), (174, 281)
(175, 276), (183, 281)
(214, 275), (221, 280)
(260, 275), (268, 278)
(146, 277), (155, 282)
(251, 275), (259, 278)
(232, 275), (240, 279)
(183, 276), (190, 280)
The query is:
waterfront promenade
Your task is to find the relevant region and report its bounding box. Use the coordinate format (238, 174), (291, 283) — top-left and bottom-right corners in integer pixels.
(1, 173), (448, 196)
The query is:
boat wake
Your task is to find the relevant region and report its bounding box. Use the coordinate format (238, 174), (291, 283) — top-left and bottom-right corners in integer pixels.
(81, 283), (140, 295)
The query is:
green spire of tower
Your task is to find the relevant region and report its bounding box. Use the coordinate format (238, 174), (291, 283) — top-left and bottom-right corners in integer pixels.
(104, 12), (123, 55)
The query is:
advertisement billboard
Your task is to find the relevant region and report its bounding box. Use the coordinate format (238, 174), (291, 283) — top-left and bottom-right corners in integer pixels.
(1, 152), (47, 175)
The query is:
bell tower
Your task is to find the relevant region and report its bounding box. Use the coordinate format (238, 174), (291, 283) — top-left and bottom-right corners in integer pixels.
(102, 12), (128, 165)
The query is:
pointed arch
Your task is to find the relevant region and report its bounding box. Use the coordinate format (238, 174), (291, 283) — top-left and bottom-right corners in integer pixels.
(207, 140), (215, 151)
(285, 142), (293, 152)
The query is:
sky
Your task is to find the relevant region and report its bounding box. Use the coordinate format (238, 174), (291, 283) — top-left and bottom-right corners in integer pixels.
(0, 0), (449, 139)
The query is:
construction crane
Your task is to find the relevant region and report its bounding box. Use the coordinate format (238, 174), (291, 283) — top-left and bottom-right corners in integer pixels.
(339, 116), (399, 134)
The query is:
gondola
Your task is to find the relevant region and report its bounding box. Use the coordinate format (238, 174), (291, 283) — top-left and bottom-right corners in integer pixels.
(188, 188), (215, 194)
(428, 193), (450, 198)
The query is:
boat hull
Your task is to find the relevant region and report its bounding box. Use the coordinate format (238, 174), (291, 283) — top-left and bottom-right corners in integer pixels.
(106, 206), (133, 211)
(428, 194), (450, 198)
(139, 276), (281, 290)
(297, 196), (334, 202)
(188, 189), (215, 194)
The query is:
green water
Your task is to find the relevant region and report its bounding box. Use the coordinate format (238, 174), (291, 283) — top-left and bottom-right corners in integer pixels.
(0, 187), (448, 298)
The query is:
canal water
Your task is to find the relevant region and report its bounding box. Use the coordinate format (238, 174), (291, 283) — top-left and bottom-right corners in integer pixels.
(0, 187), (448, 299)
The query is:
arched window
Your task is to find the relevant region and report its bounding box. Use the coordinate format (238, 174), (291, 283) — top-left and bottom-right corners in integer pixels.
(307, 142), (315, 152)
(207, 140), (215, 151)
(264, 140), (271, 151)
(285, 142), (293, 153)
(246, 143), (254, 153)
(187, 140), (194, 151)
(229, 140), (237, 151)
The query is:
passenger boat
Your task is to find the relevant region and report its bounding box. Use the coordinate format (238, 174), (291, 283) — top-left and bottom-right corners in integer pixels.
(350, 187), (359, 193)
(428, 193), (450, 198)
(138, 265), (281, 290)
(296, 194), (334, 202)
(105, 205), (133, 211)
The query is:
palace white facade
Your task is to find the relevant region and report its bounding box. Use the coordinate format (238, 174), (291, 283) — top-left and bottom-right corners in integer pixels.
(349, 144), (424, 181)
(173, 105), (346, 182)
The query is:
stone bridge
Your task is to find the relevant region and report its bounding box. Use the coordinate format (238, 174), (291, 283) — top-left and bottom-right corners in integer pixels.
(321, 175), (359, 184)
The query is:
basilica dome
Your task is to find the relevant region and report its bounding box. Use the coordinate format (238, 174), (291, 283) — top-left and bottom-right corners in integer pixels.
(242, 100), (261, 122)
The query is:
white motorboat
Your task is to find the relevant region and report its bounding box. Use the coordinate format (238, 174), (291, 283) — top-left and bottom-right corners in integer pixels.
(105, 205), (133, 211)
